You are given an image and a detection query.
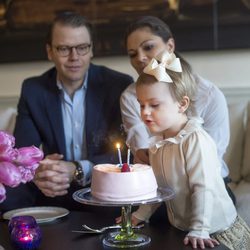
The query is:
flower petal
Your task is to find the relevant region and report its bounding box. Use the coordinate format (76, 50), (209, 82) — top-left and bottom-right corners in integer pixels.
(0, 130), (15, 147)
(18, 164), (38, 183)
(0, 144), (18, 162)
(0, 162), (22, 187)
(0, 183), (6, 202)
(15, 146), (44, 166)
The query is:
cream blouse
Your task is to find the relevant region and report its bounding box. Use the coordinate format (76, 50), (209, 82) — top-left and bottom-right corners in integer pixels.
(133, 118), (237, 239)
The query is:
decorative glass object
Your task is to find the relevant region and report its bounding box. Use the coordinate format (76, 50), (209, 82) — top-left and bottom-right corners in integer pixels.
(103, 205), (151, 248)
(10, 216), (42, 250)
(73, 186), (174, 248)
(8, 216), (37, 233)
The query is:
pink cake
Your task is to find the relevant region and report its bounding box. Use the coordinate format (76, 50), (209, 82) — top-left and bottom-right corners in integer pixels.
(91, 164), (158, 201)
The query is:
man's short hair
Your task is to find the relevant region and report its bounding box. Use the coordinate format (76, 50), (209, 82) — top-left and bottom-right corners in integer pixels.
(46, 12), (93, 45)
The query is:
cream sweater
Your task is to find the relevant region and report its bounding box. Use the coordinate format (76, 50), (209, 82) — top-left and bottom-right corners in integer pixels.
(133, 118), (237, 239)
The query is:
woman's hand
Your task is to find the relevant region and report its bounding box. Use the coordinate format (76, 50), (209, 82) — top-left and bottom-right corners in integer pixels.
(183, 235), (220, 249)
(134, 149), (149, 164)
(115, 214), (143, 226)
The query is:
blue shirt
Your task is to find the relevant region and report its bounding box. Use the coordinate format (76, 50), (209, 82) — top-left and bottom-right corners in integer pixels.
(57, 73), (93, 186)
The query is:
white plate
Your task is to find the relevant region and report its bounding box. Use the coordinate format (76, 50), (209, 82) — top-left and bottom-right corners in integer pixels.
(3, 206), (69, 223)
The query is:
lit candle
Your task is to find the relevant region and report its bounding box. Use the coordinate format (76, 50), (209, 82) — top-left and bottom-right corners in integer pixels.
(116, 143), (122, 166)
(19, 235), (33, 242)
(11, 224), (42, 250)
(127, 147), (131, 166)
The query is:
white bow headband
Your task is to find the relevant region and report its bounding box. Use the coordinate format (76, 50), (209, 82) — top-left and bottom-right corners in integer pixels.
(143, 51), (182, 83)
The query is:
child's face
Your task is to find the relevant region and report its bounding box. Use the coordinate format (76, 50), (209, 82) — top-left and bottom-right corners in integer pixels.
(136, 81), (187, 138)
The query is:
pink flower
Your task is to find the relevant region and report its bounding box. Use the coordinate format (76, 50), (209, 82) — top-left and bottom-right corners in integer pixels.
(18, 163), (39, 183)
(0, 144), (18, 162)
(0, 131), (15, 147)
(0, 162), (22, 187)
(0, 130), (44, 203)
(0, 183), (6, 203)
(15, 146), (44, 166)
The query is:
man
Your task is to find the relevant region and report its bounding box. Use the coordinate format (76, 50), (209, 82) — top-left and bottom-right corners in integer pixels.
(1, 12), (133, 211)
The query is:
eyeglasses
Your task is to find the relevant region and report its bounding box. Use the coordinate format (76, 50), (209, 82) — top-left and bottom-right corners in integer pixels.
(54, 44), (91, 57)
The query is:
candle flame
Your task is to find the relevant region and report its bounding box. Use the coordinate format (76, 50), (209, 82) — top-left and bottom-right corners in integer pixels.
(116, 143), (120, 149)
(20, 235), (33, 242)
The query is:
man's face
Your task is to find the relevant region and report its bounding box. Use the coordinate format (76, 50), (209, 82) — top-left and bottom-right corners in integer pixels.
(46, 23), (93, 86)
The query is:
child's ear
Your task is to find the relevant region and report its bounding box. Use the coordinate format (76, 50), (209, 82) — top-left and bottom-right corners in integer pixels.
(179, 96), (190, 113)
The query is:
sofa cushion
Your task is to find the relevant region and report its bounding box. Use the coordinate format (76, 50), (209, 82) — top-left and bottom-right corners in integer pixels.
(0, 107), (17, 134)
(224, 102), (247, 183)
(233, 180), (250, 226)
(242, 102), (250, 181)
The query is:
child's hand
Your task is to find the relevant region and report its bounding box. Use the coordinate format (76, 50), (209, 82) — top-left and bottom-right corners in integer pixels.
(115, 214), (143, 226)
(183, 235), (220, 249)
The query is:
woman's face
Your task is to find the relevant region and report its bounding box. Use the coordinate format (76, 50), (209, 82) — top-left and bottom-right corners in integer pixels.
(126, 27), (174, 74)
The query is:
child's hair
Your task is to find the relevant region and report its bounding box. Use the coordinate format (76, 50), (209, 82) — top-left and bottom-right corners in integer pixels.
(136, 57), (197, 112)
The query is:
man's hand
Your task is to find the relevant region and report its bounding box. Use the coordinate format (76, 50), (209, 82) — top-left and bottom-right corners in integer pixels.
(46, 153), (64, 161)
(34, 154), (76, 197)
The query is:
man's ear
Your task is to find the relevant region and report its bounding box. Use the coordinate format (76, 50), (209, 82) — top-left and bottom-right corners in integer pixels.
(179, 96), (190, 113)
(90, 44), (94, 59)
(46, 44), (53, 61)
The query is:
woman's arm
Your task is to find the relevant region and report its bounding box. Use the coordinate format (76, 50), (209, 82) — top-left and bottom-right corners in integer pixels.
(120, 83), (150, 154)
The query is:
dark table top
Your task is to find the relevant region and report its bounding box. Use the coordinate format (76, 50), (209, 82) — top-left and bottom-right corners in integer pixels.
(0, 209), (229, 250)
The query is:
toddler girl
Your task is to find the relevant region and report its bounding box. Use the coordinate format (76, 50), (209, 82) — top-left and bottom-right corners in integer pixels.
(133, 51), (250, 249)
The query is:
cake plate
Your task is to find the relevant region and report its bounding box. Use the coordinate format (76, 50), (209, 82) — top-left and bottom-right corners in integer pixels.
(73, 187), (174, 248)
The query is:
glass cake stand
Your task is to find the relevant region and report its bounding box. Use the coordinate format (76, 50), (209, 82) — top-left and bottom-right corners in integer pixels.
(73, 187), (174, 248)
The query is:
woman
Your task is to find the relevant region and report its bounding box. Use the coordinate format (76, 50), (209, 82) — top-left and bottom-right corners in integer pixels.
(120, 16), (235, 203)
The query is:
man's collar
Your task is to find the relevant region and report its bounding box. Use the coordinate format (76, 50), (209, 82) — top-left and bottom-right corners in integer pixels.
(56, 71), (88, 91)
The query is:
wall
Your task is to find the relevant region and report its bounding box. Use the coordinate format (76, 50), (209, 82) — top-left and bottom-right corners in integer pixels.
(0, 48), (250, 108)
